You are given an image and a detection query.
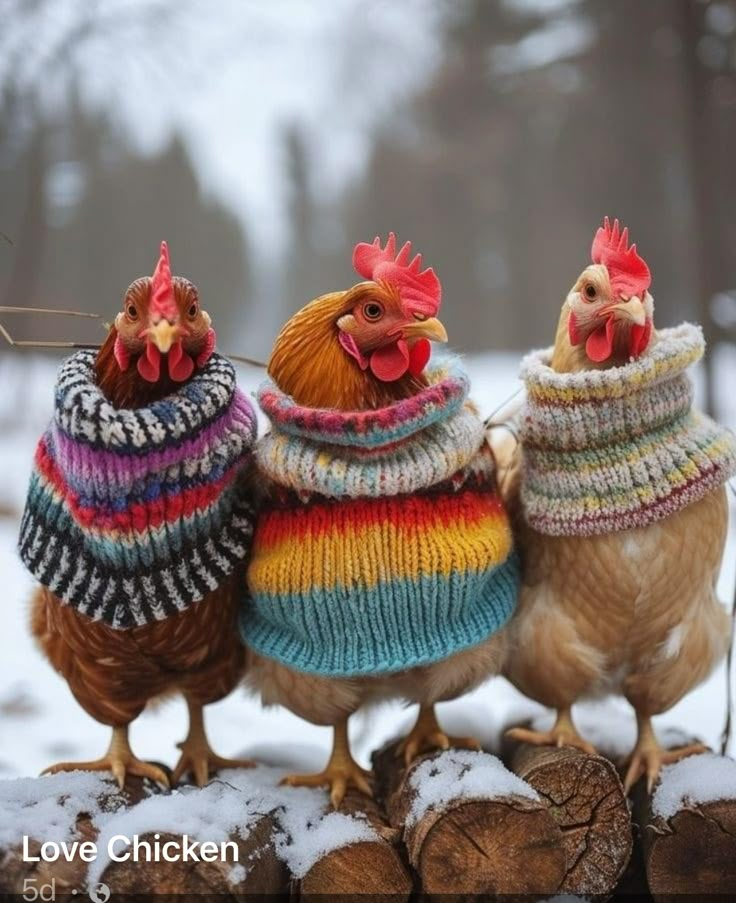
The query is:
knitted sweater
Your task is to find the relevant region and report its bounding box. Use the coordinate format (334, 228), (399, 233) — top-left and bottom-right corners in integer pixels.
(520, 323), (736, 536)
(242, 358), (519, 677)
(19, 350), (257, 629)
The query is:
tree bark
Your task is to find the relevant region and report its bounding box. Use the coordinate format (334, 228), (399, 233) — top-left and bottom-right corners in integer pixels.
(505, 741), (633, 897)
(297, 788), (413, 901)
(372, 742), (566, 897)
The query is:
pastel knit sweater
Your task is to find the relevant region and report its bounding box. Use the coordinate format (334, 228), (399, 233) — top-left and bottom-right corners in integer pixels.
(19, 350), (257, 629)
(242, 358), (519, 677)
(520, 323), (736, 536)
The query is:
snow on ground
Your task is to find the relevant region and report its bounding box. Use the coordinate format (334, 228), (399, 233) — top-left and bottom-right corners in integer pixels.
(0, 348), (734, 784)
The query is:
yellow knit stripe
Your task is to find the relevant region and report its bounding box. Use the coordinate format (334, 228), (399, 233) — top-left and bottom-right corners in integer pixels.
(535, 430), (733, 513)
(526, 346), (702, 403)
(248, 512), (512, 596)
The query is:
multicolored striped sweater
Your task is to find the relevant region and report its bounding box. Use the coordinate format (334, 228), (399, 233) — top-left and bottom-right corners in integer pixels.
(520, 323), (736, 536)
(19, 350), (257, 629)
(242, 358), (519, 677)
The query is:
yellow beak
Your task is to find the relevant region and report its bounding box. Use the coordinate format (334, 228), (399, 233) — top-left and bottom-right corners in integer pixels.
(148, 319), (178, 354)
(401, 317), (448, 343)
(606, 296), (646, 327)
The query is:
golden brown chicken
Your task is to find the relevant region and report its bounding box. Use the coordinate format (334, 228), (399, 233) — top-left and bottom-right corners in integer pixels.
(243, 235), (518, 806)
(21, 242), (257, 787)
(498, 219), (736, 791)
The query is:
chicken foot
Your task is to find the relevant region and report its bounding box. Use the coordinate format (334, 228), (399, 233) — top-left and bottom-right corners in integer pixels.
(622, 713), (708, 794)
(172, 699), (255, 787)
(281, 717), (373, 809)
(42, 725), (170, 789)
(396, 704), (481, 765)
(506, 707), (597, 755)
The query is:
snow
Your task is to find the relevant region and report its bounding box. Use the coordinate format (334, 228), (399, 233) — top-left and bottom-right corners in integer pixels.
(0, 762), (379, 887)
(406, 749), (538, 826)
(0, 771), (123, 848)
(652, 753), (736, 820)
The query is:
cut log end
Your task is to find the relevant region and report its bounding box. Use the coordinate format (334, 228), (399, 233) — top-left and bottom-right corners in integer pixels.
(419, 796), (565, 896)
(298, 788), (412, 900)
(300, 839), (413, 901)
(373, 741), (566, 897)
(506, 740), (633, 896)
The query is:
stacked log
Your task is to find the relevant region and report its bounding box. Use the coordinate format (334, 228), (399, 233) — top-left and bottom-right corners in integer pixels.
(99, 811), (286, 896)
(0, 777), (155, 897)
(505, 741), (632, 896)
(632, 752), (736, 901)
(372, 742), (566, 897)
(297, 789), (413, 901)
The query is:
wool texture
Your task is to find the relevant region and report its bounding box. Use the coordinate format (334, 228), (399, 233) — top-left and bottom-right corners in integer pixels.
(520, 323), (736, 536)
(242, 357), (519, 677)
(19, 350), (257, 629)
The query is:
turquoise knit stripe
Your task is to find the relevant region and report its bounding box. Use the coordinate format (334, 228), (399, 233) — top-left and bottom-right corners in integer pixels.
(27, 473), (240, 570)
(241, 555), (519, 677)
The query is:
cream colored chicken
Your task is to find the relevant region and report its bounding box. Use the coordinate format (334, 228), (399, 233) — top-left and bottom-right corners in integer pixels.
(497, 219), (735, 792)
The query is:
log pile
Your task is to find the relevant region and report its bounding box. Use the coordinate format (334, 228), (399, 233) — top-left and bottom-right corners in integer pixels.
(1, 742), (736, 898)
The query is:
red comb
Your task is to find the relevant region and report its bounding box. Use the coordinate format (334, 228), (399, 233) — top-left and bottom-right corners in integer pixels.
(591, 217), (651, 299)
(150, 240), (177, 321)
(352, 233), (441, 318)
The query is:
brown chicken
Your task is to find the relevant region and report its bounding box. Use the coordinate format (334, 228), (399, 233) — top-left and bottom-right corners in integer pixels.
(25, 242), (254, 788)
(245, 235), (514, 806)
(498, 219), (735, 791)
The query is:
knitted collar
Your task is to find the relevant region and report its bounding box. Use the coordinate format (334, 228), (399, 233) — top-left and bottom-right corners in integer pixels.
(256, 356), (486, 498)
(519, 323), (736, 536)
(19, 350), (257, 629)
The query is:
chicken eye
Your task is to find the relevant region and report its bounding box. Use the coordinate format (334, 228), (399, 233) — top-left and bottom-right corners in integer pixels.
(188, 302), (198, 318)
(363, 301), (384, 322)
(126, 304), (138, 320)
(583, 283), (598, 302)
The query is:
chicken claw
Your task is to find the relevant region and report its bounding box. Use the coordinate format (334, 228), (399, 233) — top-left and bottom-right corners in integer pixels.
(397, 704), (481, 765)
(281, 761), (374, 809)
(622, 715), (708, 794)
(505, 708), (597, 756)
(172, 743), (255, 787)
(42, 726), (169, 790)
(280, 718), (373, 808)
(172, 701), (254, 786)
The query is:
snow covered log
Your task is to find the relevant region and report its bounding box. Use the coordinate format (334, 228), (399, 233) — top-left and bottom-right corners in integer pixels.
(505, 740), (632, 896)
(372, 743), (567, 896)
(633, 752), (736, 899)
(297, 788), (412, 899)
(0, 764), (399, 897)
(0, 775), (155, 897)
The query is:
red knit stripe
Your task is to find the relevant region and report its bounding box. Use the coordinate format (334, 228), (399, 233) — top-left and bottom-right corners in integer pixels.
(256, 489), (506, 547)
(36, 437), (238, 532)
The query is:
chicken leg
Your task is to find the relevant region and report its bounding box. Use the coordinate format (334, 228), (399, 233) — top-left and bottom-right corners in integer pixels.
(622, 712), (708, 793)
(281, 717), (373, 809)
(172, 698), (255, 786)
(42, 725), (169, 789)
(397, 704), (481, 764)
(505, 707), (597, 755)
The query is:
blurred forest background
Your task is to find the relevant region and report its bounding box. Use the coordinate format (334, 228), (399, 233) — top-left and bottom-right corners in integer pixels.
(1, 0), (735, 414)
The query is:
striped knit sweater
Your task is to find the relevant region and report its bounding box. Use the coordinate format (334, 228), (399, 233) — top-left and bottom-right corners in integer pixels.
(520, 323), (736, 536)
(19, 350), (257, 629)
(242, 358), (519, 677)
